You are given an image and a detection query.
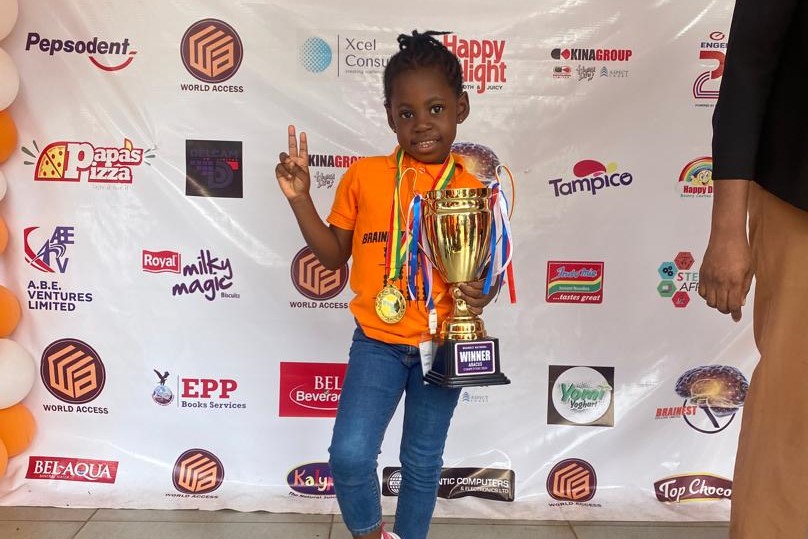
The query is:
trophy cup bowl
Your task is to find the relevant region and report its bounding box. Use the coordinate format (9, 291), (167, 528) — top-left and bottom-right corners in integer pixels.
(421, 187), (510, 387)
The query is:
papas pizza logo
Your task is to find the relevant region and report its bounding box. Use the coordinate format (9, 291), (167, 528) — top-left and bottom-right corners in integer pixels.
(172, 449), (225, 495)
(180, 19), (244, 90)
(290, 246), (349, 307)
(442, 34), (507, 94)
(25, 33), (137, 71)
(26, 456), (118, 483)
(546, 262), (604, 304)
(678, 157), (713, 198)
(549, 159), (633, 198)
(40, 338), (105, 405)
(547, 458), (598, 504)
(279, 362), (346, 418)
(23, 139), (153, 184)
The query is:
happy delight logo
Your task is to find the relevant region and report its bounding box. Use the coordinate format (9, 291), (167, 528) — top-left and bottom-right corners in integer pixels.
(40, 339), (107, 411)
(185, 140), (243, 198)
(171, 449), (225, 496)
(546, 262), (604, 304)
(547, 458), (599, 506)
(24, 32), (137, 72)
(656, 251), (698, 308)
(442, 34), (507, 94)
(694, 32), (727, 105)
(656, 365), (748, 434)
(279, 362), (346, 418)
(549, 159), (634, 198)
(289, 246), (349, 308)
(180, 19), (243, 90)
(23, 138), (153, 186)
(678, 157), (713, 198)
(287, 462), (336, 498)
(548, 366), (614, 427)
(143, 249), (238, 301)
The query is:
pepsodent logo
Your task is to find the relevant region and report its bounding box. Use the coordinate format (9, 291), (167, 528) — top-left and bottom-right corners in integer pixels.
(549, 159), (633, 198)
(441, 34), (507, 94)
(678, 157), (713, 198)
(23, 138), (153, 185)
(25, 32), (137, 71)
(287, 462), (335, 497)
(290, 246), (349, 305)
(172, 449), (224, 495)
(656, 251), (698, 308)
(694, 32), (727, 103)
(548, 366), (614, 427)
(40, 339), (105, 405)
(180, 19), (244, 91)
(547, 459), (598, 504)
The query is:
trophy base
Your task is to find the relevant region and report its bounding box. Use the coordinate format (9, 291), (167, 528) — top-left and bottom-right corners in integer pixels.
(424, 337), (511, 388)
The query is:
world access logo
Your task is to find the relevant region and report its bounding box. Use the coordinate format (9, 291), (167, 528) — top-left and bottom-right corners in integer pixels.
(549, 160), (633, 198)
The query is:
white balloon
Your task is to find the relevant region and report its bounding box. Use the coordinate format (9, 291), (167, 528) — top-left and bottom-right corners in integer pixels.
(0, 48), (19, 110)
(0, 0), (18, 42)
(0, 169), (6, 202)
(0, 339), (36, 409)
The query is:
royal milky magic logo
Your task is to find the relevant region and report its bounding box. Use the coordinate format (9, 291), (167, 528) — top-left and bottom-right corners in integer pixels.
(442, 34), (508, 94)
(549, 159), (634, 198)
(24, 32), (137, 71)
(143, 249), (239, 301)
(694, 32), (727, 105)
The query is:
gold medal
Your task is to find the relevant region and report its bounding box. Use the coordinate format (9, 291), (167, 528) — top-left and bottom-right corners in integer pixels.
(375, 285), (406, 324)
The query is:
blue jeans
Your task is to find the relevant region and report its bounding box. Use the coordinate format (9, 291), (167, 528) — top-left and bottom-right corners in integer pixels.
(329, 326), (461, 539)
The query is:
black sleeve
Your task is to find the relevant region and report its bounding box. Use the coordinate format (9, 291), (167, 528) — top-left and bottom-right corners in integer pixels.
(712, 0), (801, 180)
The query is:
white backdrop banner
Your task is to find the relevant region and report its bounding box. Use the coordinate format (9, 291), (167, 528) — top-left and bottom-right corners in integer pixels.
(0, 0), (752, 521)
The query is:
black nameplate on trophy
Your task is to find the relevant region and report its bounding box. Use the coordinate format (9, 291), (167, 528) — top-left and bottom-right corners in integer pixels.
(425, 337), (510, 388)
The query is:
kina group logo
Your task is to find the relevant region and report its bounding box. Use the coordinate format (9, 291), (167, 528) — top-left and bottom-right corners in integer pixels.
(546, 262), (604, 304)
(656, 251), (698, 308)
(694, 32), (727, 103)
(549, 159), (633, 198)
(185, 140), (243, 198)
(23, 138), (153, 185)
(40, 339), (105, 404)
(279, 362), (346, 418)
(25, 32), (137, 72)
(678, 157), (713, 198)
(181, 19), (243, 83)
(172, 449), (225, 495)
(24, 226), (74, 273)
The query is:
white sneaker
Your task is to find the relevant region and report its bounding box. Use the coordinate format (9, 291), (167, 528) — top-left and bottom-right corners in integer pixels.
(380, 523), (401, 539)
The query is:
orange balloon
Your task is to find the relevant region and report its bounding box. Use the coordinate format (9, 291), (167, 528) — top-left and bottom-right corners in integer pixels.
(0, 404), (35, 457)
(0, 285), (20, 337)
(0, 215), (7, 254)
(0, 439), (7, 478)
(0, 109), (16, 164)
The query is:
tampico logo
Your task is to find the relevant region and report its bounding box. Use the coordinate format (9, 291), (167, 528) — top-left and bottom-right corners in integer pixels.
(25, 32), (137, 71)
(442, 34), (507, 94)
(152, 370), (174, 406)
(694, 32), (727, 102)
(142, 250), (181, 273)
(26, 456), (118, 483)
(655, 474), (732, 503)
(181, 19), (243, 83)
(549, 159), (633, 198)
(547, 458), (597, 502)
(173, 449), (225, 494)
(185, 140), (243, 198)
(287, 462), (335, 497)
(546, 262), (604, 304)
(299, 37), (332, 73)
(24, 226), (74, 273)
(279, 362), (346, 418)
(678, 157), (713, 198)
(23, 138), (153, 184)
(41, 339), (105, 404)
(383, 466), (515, 502)
(667, 365), (749, 434)
(656, 251), (698, 308)
(290, 246), (349, 304)
(548, 366), (614, 427)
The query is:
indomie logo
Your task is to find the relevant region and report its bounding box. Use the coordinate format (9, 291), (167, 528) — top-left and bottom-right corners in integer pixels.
(287, 462), (335, 496)
(442, 34), (507, 94)
(24, 226), (75, 273)
(547, 458), (597, 502)
(546, 261), (604, 304)
(172, 449), (224, 494)
(181, 19), (243, 83)
(291, 246), (348, 301)
(40, 339), (105, 404)
(549, 159), (633, 197)
(26, 138), (150, 183)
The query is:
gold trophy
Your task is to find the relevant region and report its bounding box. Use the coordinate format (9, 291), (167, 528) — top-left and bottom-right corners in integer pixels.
(421, 187), (510, 387)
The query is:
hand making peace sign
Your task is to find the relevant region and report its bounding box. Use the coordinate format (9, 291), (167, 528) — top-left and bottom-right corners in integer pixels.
(275, 125), (310, 201)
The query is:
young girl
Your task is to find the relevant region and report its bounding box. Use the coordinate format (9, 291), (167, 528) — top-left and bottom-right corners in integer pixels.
(276, 30), (494, 539)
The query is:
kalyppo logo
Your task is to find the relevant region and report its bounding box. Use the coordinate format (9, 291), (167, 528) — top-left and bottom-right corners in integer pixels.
(25, 32), (137, 71)
(40, 339), (107, 412)
(694, 32), (727, 104)
(678, 157), (713, 198)
(23, 138), (153, 185)
(171, 449), (224, 496)
(547, 458), (599, 506)
(383, 466), (515, 502)
(279, 362), (346, 418)
(655, 474), (732, 503)
(180, 19), (244, 91)
(548, 366), (614, 427)
(549, 159), (634, 198)
(656, 251), (698, 308)
(546, 261), (604, 304)
(26, 456), (118, 484)
(290, 246), (349, 308)
(142, 250), (181, 273)
(551, 47), (632, 62)
(287, 462), (335, 498)
(442, 34), (507, 94)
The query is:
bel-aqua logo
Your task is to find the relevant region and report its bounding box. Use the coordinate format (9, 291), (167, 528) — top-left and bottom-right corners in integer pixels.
(549, 159), (633, 198)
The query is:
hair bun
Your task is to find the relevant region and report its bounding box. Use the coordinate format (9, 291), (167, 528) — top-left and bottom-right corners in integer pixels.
(397, 30), (450, 51)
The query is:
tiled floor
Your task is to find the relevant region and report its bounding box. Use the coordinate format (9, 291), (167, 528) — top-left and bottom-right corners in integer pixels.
(0, 506), (730, 538)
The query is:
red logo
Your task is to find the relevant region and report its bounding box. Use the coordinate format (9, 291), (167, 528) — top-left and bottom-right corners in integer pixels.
(172, 449), (224, 494)
(26, 456), (118, 483)
(547, 459), (597, 502)
(279, 362), (346, 418)
(142, 250), (181, 273)
(546, 262), (604, 304)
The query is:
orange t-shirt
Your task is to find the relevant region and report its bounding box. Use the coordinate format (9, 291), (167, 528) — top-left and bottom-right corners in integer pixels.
(327, 148), (484, 346)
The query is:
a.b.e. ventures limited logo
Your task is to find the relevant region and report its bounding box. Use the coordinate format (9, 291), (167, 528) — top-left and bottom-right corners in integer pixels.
(656, 251), (698, 308)
(24, 32), (137, 72)
(549, 159), (634, 198)
(287, 462), (335, 498)
(546, 262), (604, 304)
(185, 140), (243, 198)
(678, 157), (713, 198)
(383, 466), (515, 502)
(547, 458), (600, 506)
(694, 32), (727, 105)
(40, 339), (107, 414)
(279, 362), (346, 418)
(290, 246), (349, 309)
(26, 456), (119, 483)
(171, 449), (225, 497)
(654, 474), (732, 503)
(656, 365), (748, 434)
(24, 226), (93, 312)
(442, 34), (508, 94)
(180, 19), (244, 92)
(548, 366), (614, 427)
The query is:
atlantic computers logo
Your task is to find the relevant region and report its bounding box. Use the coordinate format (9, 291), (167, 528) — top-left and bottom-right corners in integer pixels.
(40, 339), (105, 404)
(181, 19), (243, 83)
(172, 449), (225, 494)
(299, 37), (332, 73)
(291, 246), (349, 301)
